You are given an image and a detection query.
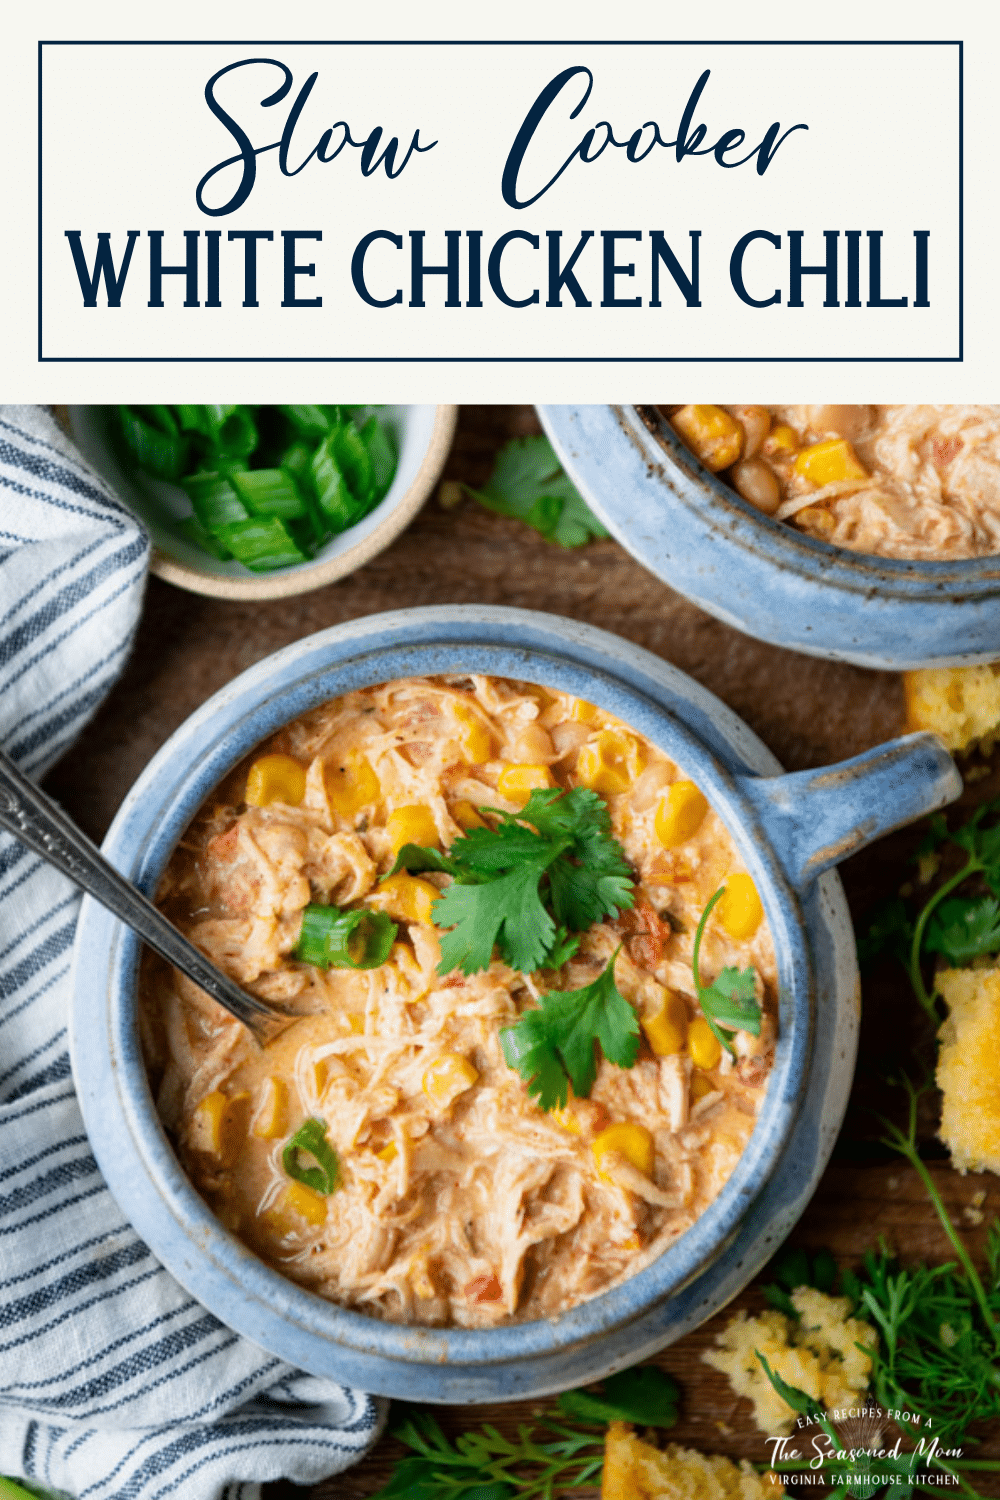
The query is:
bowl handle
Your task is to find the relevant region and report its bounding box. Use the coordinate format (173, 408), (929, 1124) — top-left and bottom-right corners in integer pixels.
(736, 733), (962, 893)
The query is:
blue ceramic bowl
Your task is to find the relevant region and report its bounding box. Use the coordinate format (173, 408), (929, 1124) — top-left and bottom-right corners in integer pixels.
(70, 607), (961, 1402)
(538, 405), (1000, 670)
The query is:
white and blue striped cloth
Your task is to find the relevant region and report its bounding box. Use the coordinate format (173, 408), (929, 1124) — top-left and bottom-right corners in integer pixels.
(0, 407), (385, 1499)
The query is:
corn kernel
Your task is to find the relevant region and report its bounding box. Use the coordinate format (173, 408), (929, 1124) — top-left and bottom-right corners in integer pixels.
(794, 438), (868, 487)
(451, 701), (494, 764)
(654, 780), (709, 849)
(690, 1070), (716, 1100)
(387, 804), (439, 857)
(497, 763), (554, 804)
(377, 1141), (398, 1163)
(552, 1105), (583, 1135)
(672, 405), (744, 472)
(189, 1090), (249, 1165)
(688, 1016), (723, 1071)
(718, 873), (764, 940)
(252, 1077), (287, 1140)
(592, 1122), (655, 1179)
(377, 873), (439, 925)
(347, 1014), (365, 1035)
(245, 754), (306, 808)
(765, 424), (798, 455)
(410, 1249), (436, 1301)
(311, 1057), (329, 1099)
(452, 799), (486, 831)
(576, 729), (646, 797)
(642, 991), (689, 1057)
(423, 1053), (479, 1108)
(279, 1180), (327, 1228)
(570, 698), (599, 723)
(325, 752), (381, 818)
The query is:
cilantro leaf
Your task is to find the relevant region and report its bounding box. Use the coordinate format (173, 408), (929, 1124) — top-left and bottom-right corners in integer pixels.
(924, 895), (1000, 964)
(513, 786), (608, 842)
(386, 844), (456, 878)
(394, 786), (635, 978)
(435, 858), (556, 976)
(557, 1366), (680, 1428)
(691, 887), (763, 1057)
(500, 950), (640, 1109)
(465, 435), (608, 549)
(698, 966), (761, 1036)
(543, 925), (581, 970)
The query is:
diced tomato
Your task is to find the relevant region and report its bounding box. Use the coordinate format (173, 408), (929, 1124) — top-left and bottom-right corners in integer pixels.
(464, 1273), (503, 1303)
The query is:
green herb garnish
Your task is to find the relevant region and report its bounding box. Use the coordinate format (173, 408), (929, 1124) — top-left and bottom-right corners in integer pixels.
(371, 1366), (679, 1500)
(758, 1084), (1000, 1474)
(860, 797), (1000, 1023)
(500, 948), (640, 1112)
(390, 786), (635, 977)
(464, 434), (609, 548)
(295, 904), (397, 970)
(114, 403), (397, 572)
(282, 1118), (339, 1195)
(692, 887), (762, 1058)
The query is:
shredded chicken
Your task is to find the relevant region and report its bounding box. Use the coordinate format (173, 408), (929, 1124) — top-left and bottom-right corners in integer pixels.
(670, 403), (1000, 560)
(141, 675), (776, 1326)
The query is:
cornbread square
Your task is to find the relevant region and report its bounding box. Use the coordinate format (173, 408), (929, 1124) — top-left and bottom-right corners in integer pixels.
(702, 1287), (876, 1436)
(904, 665), (1000, 753)
(602, 1422), (784, 1500)
(937, 965), (1000, 1174)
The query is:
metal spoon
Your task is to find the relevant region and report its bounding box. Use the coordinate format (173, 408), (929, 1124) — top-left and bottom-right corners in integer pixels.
(0, 748), (293, 1046)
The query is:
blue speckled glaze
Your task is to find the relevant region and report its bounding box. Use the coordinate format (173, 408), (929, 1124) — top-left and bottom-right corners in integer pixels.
(538, 405), (1000, 670)
(69, 607), (961, 1402)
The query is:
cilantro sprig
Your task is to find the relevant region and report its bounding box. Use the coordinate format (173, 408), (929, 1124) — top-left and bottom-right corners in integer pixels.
(389, 786), (635, 977)
(692, 887), (762, 1058)
(464, 434), (609, 548)
(500, 948), (641, 1111)
(860, 797), (1000, 1023)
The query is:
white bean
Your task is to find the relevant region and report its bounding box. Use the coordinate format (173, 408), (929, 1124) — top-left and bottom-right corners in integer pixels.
(731, 457), (782, 515)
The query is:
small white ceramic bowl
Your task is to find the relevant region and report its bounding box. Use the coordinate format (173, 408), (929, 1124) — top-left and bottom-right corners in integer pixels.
(67, 405), (458, 602)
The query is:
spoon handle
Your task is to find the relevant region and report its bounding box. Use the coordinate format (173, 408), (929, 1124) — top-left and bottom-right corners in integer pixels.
(0, 749), (288, 1045)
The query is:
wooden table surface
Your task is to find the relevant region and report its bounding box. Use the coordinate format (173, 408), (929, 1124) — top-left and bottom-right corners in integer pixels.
(45, 405), (1000, 1497)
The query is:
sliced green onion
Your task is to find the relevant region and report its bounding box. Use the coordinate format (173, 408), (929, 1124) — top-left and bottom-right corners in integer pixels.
(216, 407), (258, 459)
(310, 434), (359, 529)
(138, 404), (179, 437)
(286, 516), (321, 558)
(119, 404), (397, 571)
(216, 517), (307, 571)
(296, 905), (397, 969)
(182, 472), (249, 529)
(230, 467), (307, 520)
(282, 1118), (339, 1195)
(279, 404), (333, 440)
(175, 516), (232, 560)
(280, 439), (315, 492)
(360, 415), (396, 504)
(173, 404), (210, 435)
(116, 406), (186, 481)
(201, 403), (239, 437)
(332, 420), (375, 509)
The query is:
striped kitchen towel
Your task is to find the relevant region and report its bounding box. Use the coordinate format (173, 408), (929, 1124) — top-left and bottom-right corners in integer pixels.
(0, 407), (385, 1499)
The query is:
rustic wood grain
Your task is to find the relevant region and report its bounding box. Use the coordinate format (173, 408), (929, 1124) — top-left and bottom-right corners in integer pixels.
(44, 405), (1000, 1497)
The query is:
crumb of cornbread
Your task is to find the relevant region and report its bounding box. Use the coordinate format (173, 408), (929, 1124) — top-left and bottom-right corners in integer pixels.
(602, 1421), (784, 1500)
(702, 1287), (876, 1436)
(937, 965), (1000, 1174)
(904, 665), (1000, 752)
